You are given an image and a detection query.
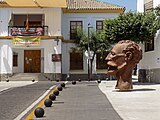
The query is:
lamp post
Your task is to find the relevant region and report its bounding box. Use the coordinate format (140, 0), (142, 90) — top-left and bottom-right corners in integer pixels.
(87, 23), (93, 81)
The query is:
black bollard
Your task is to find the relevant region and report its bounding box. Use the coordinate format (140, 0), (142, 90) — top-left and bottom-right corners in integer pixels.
(56, 78), (60, 82)
(49, 94), (56, 101)
(97, 79), (101, 83)
(53, 90), (59, 96)
(34, 107), (44, 118)
(72, 80), (76, 85)
(32, 79), (35, 82)
(61, 83), (65, 87)
(44, 99), (52, 107)
(6, 79), (9, 82)
(57, 85), (63, 91)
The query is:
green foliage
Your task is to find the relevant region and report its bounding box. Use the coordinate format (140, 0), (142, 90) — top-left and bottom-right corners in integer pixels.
(75, 28), (111, 53)
(75, 28), (88, 50)
(155, 6), (160, 16)
(103, 11), (160, 44)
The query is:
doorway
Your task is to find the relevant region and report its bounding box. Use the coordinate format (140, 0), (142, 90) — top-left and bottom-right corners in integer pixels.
(24, 50), (41, 73)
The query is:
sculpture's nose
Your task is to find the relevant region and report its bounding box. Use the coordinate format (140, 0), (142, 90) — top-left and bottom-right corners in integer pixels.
(105, 54), (111, 62)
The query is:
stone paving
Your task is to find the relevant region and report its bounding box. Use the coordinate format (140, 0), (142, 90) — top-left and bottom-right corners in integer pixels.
(34, 81), (122, 120)
(99, 80), (160, 120)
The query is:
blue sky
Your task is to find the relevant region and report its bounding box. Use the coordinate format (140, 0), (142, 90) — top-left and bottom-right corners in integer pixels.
(100, 0), (137, 12)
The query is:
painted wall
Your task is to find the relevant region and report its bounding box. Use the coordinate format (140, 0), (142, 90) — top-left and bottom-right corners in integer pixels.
(62, 13), (120, 40)
(0, 8), (10, 36)
(0, 40), (13, 74)
(153, 0), (160, 7)
(137, 0), (144, 12)
(137, 0), (160, 70)
(11, 39), (61, 74)
(61, 13), (120, 75)
(41, 39), (61, 73)
(0, 8), (62, 74)
(0, 8), (62, 36)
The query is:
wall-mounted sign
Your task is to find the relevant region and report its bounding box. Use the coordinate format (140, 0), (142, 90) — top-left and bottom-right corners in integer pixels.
(52, 54), (61, 62)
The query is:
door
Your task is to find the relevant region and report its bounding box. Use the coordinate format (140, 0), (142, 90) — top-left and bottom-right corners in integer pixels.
(24, 50), (41, 73)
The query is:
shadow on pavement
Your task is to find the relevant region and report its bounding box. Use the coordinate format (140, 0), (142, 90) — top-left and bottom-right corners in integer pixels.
(133, 82), (160, 85)
(113, 88), (156, 92)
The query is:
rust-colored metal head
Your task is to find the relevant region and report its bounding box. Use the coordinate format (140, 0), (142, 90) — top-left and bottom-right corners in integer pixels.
(105, 40), (142, 90)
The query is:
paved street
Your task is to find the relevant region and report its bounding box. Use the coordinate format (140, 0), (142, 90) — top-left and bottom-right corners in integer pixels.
(0, 81), (57, 120)
(1, 79), (160, 120)
(33, 81), (122, 120)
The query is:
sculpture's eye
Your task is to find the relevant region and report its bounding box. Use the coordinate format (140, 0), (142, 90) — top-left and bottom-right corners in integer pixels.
(111, 52), (116, 56)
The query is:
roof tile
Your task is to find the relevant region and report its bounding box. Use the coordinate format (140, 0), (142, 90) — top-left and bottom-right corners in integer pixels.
(66, 0), (124, 10)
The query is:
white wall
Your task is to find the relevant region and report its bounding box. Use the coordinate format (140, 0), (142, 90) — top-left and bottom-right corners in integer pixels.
(137, 0), (160, 70)
(139, 31), (160, 69)
(61, 13), (120, 74)
(0, 8), (10, 36)
(0, 8), (62, 36)
(153, 0), (160, 7)
(41, 39), (61, 73)
(0, 8), (62, 74)
(11, 39), (61, 73)
(137, 0), (144, 12)
(0, 40), (13, 74)
(62, 13), (120, 40)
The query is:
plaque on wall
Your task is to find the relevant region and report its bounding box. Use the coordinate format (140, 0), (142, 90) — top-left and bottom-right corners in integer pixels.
(52, 54), (61, 62)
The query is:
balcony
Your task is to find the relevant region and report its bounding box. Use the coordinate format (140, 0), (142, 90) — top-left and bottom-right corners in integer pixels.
(8, 26), (48, 36)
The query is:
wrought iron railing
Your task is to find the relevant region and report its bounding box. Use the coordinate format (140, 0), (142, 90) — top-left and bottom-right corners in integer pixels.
(8, 26), (48, 36)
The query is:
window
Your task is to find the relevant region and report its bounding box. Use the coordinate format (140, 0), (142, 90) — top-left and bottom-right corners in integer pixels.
(13, 52), (18, 67)
(70, 21), (82, 39)
(144, 0), (153, 13)
(70, 52), (83, 70)
(96, 21), (103, 32)
(144, 0), (154, 52)
(96, 51), (109, 69)
(145, 39), (154, 52)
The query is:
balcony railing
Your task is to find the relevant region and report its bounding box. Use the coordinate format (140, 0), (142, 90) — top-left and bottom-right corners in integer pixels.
(8, 26), (48, 36)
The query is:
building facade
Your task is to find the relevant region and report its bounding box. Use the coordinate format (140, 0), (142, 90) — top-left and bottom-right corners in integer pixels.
(0, 0), (124, 81)
(137, 0), (160, 83)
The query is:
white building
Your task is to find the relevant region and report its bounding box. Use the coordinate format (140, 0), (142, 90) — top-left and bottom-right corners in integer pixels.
(0, 0), (124, 81)
(137, 0), (160, 83)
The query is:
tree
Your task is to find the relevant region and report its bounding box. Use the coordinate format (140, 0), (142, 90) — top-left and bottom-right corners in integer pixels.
(155, 6), (160, 17)
(75, 28), (111, 80)
(103, 11), (160, 44)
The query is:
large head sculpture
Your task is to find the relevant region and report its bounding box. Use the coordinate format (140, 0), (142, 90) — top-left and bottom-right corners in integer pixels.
(106, 40), (142, 90)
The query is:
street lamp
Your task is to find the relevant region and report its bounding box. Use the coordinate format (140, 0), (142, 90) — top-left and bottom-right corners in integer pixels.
(87, 23), (93, 81)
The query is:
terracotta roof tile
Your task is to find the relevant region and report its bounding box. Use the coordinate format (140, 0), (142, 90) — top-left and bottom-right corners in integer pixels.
(66, 0), (124, 10)
(0, 0), (9, 7)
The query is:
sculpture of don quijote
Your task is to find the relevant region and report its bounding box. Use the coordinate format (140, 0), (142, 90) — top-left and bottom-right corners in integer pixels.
(105, 40), (142, 91)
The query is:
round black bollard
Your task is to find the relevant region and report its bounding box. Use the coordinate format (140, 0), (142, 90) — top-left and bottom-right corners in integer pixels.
(61, 83), (65, 87)
(49, 94), (56, 101)
(6, 79), (9, 82)
(57, 85), (63, 91)
(53, 90), (59, 96)
(34, 107), (44, 118)
(56, 78), (60, 82)
(44, 99), (52, 107)
(72, 80), (76, 85)
(97, 79), (101, 83)
(32, 79), (35, 82)
(78, 79), (81, 82)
